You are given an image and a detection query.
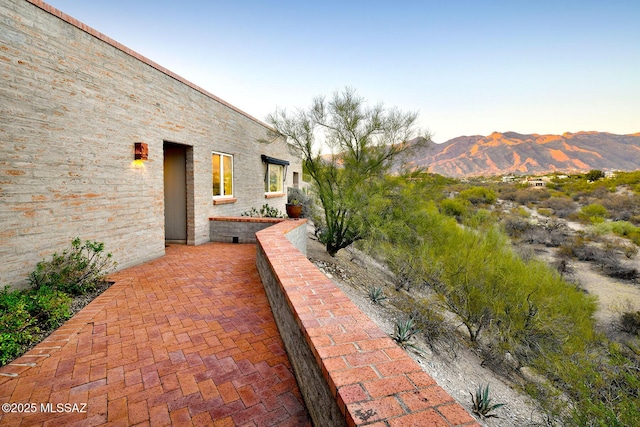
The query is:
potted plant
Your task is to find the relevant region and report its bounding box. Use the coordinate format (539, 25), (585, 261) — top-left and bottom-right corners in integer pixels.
(286, 199), (303, 219)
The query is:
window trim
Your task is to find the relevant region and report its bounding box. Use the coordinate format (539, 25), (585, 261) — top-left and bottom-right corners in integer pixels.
(212, 151), (234, 200)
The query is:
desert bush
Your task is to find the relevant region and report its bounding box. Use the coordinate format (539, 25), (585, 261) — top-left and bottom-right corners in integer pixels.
(537, 207), (553, 217)
(620, 311), (640, 335)
(498, 186), (518, 201)
(29, 238), (116, 295)
(464, 208), (494, 229)
(502, 216), (533, 238)
(578, 203), (609, 224)
(515, 188), (548, 205)
(585, 169), (605, 182)
(541, 196), (577, 218)
(439, 198), (468, 220)
(546, 343), (640, 426)
(459, 186), (497, 205)
(519, 220), (570, 247)
(622, 244), (638, 259)
(599, 194), (640, 222)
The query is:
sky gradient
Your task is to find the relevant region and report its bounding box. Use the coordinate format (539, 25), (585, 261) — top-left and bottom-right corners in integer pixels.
(44, 0), (640, 143)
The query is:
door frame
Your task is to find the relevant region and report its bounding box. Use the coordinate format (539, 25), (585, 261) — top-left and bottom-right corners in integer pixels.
(163, 141), (195, 244)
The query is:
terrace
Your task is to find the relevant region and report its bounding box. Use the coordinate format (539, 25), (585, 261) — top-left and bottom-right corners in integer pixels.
(0, 219), (478, 426)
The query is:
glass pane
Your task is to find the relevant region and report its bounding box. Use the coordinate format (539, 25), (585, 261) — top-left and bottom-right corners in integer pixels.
(212, 154), (221, 196)
(223, 155), (232, 196)
(268, 164), (283, 192)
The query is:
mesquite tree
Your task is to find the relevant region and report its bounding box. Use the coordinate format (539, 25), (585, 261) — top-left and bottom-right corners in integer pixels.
(266, 87), (429, 255)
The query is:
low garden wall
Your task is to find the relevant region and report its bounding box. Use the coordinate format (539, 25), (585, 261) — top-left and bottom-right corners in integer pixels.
(255, 220), (479, 427)
(209, 216), (285, 243)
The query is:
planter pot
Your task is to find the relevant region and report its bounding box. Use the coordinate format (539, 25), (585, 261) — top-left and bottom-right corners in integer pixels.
(286, 204), (303, 219)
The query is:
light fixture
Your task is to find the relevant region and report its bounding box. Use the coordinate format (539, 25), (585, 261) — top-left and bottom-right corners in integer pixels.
(134, 142), (148, 160)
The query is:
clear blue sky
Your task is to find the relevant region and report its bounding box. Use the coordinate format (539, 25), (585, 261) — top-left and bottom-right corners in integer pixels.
(45, 0), (640, 143)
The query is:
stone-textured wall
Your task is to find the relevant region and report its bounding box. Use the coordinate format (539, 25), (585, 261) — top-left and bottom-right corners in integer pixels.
(256, 221), (480, 427)
(209, 217), (285, 244)
(0, 0), (301, 287)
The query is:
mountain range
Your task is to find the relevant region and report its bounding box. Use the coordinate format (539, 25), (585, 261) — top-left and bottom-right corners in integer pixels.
(407, 131), (640, 178)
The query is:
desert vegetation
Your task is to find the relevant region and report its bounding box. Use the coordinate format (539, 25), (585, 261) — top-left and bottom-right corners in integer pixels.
(350, 173), (640, 425)
(271, 90), (639, 425)
(0, 238), (116, 366)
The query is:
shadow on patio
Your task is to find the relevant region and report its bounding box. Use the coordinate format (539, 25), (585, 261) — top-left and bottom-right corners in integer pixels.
(0, 243), (310, 426)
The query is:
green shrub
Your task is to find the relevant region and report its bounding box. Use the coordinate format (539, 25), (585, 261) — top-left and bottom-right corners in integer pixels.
(537, 207), (553, 217)
(610, 221), (639, 237)
(464, 208), (495, 230)
(439, 198), (468, 219)
(579, 203), (609, 224)
(459, 186), (497, 205)
(29, 238), (116, 295)
(0, 287), (36, 365)
(26, 286), (71, 329)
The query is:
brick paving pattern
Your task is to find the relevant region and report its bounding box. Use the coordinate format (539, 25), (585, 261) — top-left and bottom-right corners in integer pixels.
(0, 243), (310, 426)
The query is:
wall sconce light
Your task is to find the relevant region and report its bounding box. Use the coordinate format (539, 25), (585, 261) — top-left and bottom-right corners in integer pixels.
(134, 142), (148, 160)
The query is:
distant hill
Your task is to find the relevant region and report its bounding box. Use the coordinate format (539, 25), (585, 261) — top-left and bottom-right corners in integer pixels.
(406, 131), (640, 178)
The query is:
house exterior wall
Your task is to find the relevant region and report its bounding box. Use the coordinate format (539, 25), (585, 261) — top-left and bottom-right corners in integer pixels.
(0, 0), (301, 288)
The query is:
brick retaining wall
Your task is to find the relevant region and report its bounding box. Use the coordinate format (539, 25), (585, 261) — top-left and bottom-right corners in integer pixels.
(256, 220), (480, 427)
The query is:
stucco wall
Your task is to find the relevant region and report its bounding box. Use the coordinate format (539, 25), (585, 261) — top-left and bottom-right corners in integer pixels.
(0, 0), (301, 287)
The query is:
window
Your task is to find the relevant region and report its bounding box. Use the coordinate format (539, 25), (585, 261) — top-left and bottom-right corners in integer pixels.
(261, 155), (289, 195)
(266, 163), (284, 193)
(212, 152), (233, 197)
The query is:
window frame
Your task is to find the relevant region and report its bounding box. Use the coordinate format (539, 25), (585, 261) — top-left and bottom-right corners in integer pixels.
(212, 151), (234, 199)
(265, 162), (285, 195)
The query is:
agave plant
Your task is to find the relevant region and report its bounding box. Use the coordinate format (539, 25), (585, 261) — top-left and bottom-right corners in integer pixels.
(391, 318), (422, 352)
(470, 383), (505, 418)
(367, 286), (387, 305)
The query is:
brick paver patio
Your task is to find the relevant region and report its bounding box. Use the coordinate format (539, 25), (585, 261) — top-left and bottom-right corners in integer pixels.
(0, 243), (310, 426)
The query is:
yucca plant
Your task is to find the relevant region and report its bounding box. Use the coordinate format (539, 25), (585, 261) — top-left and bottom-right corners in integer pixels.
(470, 383), (505, 418)
(392, 318), (422, 352)
(367, 287), (387, 304)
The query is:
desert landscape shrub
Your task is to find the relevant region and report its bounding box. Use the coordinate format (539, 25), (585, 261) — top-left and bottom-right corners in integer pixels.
(459, 186), (497, 205)
(439, 198), (468, 220)
(364, 177), (639, 425)
(29, 238), (116, 295)
(599, 193), (640, 222)
(2, 238), (115, 366)
(578, 203), (609, 224)
(502, 216), (533, 238)
(541, 196), (577, 218)
(620, 311), (640, 335)
(537, 207), (553, 217)
(515, 188), (548, 205)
